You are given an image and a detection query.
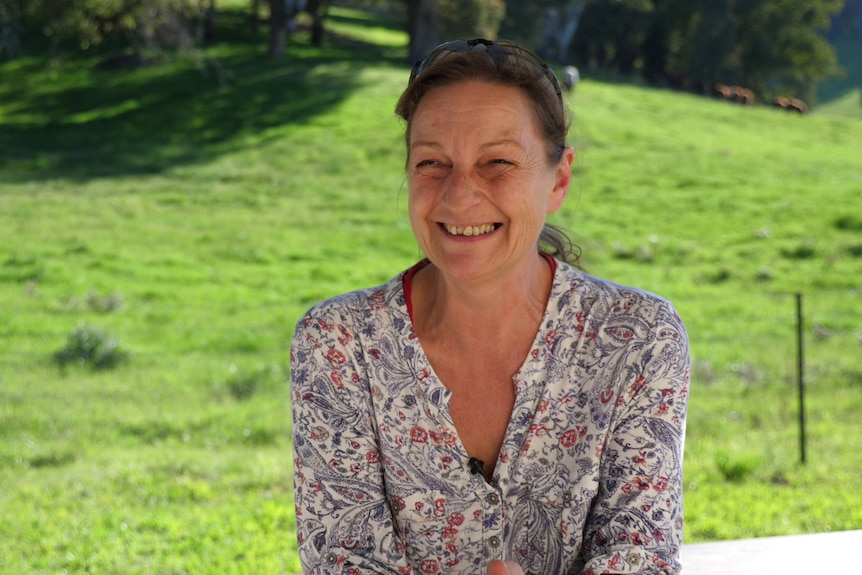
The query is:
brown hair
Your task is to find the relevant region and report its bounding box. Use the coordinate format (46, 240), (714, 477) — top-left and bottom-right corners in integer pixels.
(395, 43), (581, 267)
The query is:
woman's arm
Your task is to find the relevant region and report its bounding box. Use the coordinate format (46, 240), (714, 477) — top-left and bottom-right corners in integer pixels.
(581, 301), (690, 575)
(290, 304), (413, 575)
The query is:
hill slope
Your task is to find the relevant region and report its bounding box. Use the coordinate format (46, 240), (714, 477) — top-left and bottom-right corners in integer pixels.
(0, 6), (860, 572)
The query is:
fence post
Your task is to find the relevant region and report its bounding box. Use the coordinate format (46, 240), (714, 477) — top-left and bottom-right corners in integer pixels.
(796, 293), (806, 465)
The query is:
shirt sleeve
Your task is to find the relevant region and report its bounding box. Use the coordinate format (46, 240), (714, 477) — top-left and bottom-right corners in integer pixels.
(290, 302), (413, 575)
(580, 300), (690, 575)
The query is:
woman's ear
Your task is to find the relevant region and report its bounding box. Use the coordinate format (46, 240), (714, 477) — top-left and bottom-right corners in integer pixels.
(547, 146), (575, 214)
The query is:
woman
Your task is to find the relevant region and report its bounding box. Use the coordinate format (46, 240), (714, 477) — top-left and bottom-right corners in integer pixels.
(290, 39), (689, 575)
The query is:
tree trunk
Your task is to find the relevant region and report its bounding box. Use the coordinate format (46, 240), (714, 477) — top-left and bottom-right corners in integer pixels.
(306, 0), (328, 47)
(251, 0), (261, 35)
(200, 0), (217, 43)
(539, 2), (584, 62)
(268, 0), (288, 57)
(407, 0), (439, 63)
(642, 21), (668, 84)
(310, 16), (324, 46)
(555, 2), (584, 62)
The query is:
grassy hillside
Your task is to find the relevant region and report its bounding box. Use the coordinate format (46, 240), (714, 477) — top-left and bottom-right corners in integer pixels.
(817, 34), (862, 118)
(1, 6), (860, 573)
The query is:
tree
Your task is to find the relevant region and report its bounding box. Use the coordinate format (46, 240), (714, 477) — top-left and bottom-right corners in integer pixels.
(250, 0), (262, 35)
(570, 0), (653, 72)
(437, 0), (505, 41)
(404, 0), (507, 63)
(542, 1), (585, 62)
(11, 0), (203, 62)
(680, 0), (738, 89)
(830, 0), (862, 36)
(499, 0), (549, 49)
(678, 0), (844, 102)
(305, 0), (330, 47)
(499, 0), (588, 60)
(267, 0), (288, 57)
(405, 0), (439, 62)
(0, 0), (22, 59)
(199, 0), (216, 43)
(640, 0), (694, 85)
(567, 0), (844, 104)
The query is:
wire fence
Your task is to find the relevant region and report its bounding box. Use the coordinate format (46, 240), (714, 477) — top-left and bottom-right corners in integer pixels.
(3, 288), (859, 373)
(672, 289), (861, 469)
(2, 287), (860, 466)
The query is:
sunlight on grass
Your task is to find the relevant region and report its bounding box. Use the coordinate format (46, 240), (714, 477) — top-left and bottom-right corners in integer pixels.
(816, 88), (862, 118)
(324, 6), (409, 48)
(1, 6), (861, 573)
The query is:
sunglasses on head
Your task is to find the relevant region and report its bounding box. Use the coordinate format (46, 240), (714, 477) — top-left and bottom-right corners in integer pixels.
(408, 38), (564, 105)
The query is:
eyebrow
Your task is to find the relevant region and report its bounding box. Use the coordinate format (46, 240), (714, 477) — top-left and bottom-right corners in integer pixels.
(479, 138), (524, 151)
(409, 140), (443, 152)
(409, 138), (525, 152)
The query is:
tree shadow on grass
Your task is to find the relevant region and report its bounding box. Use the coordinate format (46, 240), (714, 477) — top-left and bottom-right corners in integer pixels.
(0, 10), (408, 183)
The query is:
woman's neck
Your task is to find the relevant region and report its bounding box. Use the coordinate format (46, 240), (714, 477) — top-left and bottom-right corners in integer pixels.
(409, 254), (554, 346)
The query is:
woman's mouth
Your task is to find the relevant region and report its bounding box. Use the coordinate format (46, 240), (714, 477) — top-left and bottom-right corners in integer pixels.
(441, 223), (501, 237)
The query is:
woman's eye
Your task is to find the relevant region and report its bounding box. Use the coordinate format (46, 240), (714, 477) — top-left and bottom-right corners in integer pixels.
(480, 160), (514, 173)
(415, 159), (445, 169)
(484, 159), (515, 170)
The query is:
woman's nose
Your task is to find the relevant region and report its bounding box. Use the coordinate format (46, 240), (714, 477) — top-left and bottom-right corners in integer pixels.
(443, 166), (481, 209)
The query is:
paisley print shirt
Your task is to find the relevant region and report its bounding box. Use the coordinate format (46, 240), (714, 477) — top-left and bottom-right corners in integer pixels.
(290, 260), (689, 575)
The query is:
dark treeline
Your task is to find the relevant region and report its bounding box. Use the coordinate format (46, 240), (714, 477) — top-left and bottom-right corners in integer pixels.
(0, 0), (853, 106)
(355, 0), (849, 104)
(501, 0), (846, 106)
(0, 0), (331, 60)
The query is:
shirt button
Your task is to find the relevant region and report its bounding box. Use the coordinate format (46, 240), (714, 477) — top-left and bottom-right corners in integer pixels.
(326, 552), (338, 565)
(487, 492), (500, 505)
(489, 536), (501, 548)
(562, 491), (573, 503)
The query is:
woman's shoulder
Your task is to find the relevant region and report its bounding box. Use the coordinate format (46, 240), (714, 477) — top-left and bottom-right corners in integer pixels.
(554, 261), (684, 325)
(294, 270), (408, 330)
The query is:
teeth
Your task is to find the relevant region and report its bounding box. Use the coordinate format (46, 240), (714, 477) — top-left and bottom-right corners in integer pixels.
(444, 224), (496, 236)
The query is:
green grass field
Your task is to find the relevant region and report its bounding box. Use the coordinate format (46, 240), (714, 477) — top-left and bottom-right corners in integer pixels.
(1, 6), (861, 573)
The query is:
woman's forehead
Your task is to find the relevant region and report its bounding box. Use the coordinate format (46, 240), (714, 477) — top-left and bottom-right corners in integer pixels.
(410, 82), (541, 140)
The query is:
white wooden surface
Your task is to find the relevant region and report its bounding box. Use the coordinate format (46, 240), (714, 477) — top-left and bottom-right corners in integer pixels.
(286, 529), (862, 574)
(682, 529), (862, 574)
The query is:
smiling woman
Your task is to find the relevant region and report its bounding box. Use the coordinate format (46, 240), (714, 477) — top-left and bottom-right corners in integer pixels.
(405, 80), (571, 286)
(290, 38), (690, 575)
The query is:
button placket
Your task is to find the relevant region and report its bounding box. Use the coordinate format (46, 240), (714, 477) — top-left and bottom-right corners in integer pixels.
(482, 486), (505, 561)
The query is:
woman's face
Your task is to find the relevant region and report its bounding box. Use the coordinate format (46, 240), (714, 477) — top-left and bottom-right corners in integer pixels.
(407, 80), (574, 283)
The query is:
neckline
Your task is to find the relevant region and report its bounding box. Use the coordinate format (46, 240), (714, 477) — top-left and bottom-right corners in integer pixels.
(397, 254), (563, 482)
(402, 254), (558, 323)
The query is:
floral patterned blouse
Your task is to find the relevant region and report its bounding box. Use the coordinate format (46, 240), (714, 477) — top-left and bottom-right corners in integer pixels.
(290, 259), (689, 575)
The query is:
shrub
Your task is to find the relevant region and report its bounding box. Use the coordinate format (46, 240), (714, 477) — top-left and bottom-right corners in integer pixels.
(217, 363), (286, 401)
(756, 267), (774, 282)
(709, 267), (733, 284)
(781, 241), (817, 260)
(835, 214), (862, 231)
(53, 324), (130, 370)
(715, 451), (762, 482)
(86, 291), (125, 312)
(227, 371), (259, 401)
